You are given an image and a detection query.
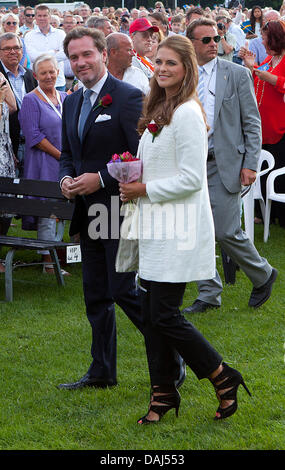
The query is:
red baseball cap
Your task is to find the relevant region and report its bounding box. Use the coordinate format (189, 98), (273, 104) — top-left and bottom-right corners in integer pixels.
(129, 18), (159, 35)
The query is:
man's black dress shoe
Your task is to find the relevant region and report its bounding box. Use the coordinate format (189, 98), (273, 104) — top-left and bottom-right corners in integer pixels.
(181, 300), (220, 314)
(248, 268), (278, 308)
(57, 374), (117, 390)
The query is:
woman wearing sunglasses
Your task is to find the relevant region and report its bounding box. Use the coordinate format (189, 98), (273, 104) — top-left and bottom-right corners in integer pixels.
(0, 13), (30, 68)
(242, 20), (285, 228)
(119, 35), (251, 425)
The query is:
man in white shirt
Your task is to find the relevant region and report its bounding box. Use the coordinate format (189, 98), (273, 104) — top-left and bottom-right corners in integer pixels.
(62, 14), (77, 89)
(106, 32), (150, 95)
(24, 4), (66, 91)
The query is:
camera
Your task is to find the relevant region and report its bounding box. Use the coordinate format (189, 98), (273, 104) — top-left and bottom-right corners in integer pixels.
(217, 23), (225, 30)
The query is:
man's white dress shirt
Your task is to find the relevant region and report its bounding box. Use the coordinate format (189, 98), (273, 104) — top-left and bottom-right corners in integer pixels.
(199, 58), (217, 150)
(24, 25), (66, 88)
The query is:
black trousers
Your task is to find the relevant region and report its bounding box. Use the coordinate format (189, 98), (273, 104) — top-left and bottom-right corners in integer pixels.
(140, 278), (222, 385)
(0, 216), (11, 236)
(79, 224), (182, 383)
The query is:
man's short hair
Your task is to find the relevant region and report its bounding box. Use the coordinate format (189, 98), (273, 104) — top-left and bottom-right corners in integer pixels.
(86, 16), (109, 29)
(186, 7), (204, 22)
(35, 4), (50, 15)
(106, 32), (130, 55)
(186, 17), (216, 39)
(24, 6), (34, 15)
(148, 11), (168, 26)
(0, 32), (22, 49)
(171, 14), (183, 24)
(63, 27), (106, 57)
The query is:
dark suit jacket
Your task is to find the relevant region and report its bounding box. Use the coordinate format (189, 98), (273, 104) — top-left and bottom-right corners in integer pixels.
(59, 72), (143, 236)
(0, 61), (38, 155)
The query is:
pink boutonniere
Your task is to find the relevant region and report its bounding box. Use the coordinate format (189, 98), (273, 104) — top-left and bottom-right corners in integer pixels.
(93, 93), (112, 111)
(147, 122), (163, 142)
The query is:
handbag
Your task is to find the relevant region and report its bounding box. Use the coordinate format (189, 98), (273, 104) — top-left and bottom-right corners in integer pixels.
(115, 201), (139, 273)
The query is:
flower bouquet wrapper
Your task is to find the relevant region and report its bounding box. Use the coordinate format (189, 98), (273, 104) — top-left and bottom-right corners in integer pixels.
(107, 159), (142, 184)
(115, 200), (140, 272)
(107, 152), (142, 272)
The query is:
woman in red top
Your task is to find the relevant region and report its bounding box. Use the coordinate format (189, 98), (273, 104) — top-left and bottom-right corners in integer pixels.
(243, 20), (285, 227)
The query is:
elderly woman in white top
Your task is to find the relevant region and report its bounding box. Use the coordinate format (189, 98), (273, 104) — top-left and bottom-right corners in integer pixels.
(119, 35), (251, 425)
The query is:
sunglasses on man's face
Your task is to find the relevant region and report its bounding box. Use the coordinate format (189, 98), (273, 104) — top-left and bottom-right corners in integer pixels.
(25, 13), (35, 17)
(6, 21), (17, 26)
(191, 35), (221, 44)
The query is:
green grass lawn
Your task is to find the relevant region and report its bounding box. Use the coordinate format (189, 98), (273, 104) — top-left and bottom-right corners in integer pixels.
(0, 220), (284, 451)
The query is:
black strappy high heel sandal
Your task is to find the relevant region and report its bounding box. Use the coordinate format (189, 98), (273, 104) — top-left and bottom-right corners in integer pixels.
(137, 385), (181, 425)
(210, 362), (252, 420)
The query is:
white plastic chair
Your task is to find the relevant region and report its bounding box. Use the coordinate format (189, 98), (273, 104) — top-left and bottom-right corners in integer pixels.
(243, 150), (275, 242)
(264, 166), (285, 242)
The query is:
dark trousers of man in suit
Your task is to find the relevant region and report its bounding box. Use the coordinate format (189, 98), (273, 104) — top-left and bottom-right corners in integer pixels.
(80, 221), (143, 382)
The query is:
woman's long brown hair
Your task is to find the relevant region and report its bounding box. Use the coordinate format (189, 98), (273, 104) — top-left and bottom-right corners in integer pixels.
(138, 35), (208, 135)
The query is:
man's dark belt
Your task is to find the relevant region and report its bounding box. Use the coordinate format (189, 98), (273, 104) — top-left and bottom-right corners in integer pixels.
(207, 149), (215, 161)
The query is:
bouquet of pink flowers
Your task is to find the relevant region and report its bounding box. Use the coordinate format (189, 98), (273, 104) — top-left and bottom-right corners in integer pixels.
(107, 151), (142, 184)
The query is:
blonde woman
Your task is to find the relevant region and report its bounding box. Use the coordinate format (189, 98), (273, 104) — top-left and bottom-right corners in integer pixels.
(120, 35), (251, 424)
(1, 12), (29, 67)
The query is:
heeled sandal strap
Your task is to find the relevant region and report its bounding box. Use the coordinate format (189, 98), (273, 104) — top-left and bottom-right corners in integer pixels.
(150, 392), (180, 408)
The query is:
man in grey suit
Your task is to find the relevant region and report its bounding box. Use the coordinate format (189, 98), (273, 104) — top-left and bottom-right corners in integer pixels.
(183, 18), (277, 313)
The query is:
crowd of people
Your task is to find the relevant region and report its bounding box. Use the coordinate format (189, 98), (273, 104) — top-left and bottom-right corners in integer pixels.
(0, 2), (284, 423)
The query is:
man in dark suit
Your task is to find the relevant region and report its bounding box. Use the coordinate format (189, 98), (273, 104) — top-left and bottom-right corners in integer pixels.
(57, 27), (184, 390)
(0, 32), (37, 176)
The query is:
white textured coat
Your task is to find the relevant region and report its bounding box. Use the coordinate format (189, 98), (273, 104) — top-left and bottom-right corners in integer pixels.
(137, 99), (216, 283)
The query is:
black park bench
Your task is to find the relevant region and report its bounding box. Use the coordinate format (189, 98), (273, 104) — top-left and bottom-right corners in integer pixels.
(0, 177), (75, 302)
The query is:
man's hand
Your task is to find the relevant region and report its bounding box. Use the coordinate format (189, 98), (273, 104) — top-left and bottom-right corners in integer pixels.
(68, 173), (101, 197)
(61, 177), (74, 199)
(240, 168), (256, 186)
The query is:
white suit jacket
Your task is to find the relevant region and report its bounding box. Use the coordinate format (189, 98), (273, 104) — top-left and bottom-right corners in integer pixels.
(137, 99), (216, 283)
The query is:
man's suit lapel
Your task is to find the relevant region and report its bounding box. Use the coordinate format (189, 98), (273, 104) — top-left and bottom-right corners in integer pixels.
(214, 59), (229, 125)
(81, 73), (116, 144)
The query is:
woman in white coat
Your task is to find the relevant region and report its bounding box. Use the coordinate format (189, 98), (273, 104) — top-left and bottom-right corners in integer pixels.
(119, 35), (251, 424)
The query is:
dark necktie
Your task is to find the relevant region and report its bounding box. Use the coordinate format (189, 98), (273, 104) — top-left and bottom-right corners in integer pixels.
(78, 89), (93, 141)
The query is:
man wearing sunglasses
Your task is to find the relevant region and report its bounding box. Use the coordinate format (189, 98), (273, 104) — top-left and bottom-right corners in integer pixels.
(19, 7), (35, 35)
(182, 18), (277, 313)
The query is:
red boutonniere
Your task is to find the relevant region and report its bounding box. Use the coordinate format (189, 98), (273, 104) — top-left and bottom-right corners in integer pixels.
(93, 93), (112, 111)
(147, 122), (162, 142)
